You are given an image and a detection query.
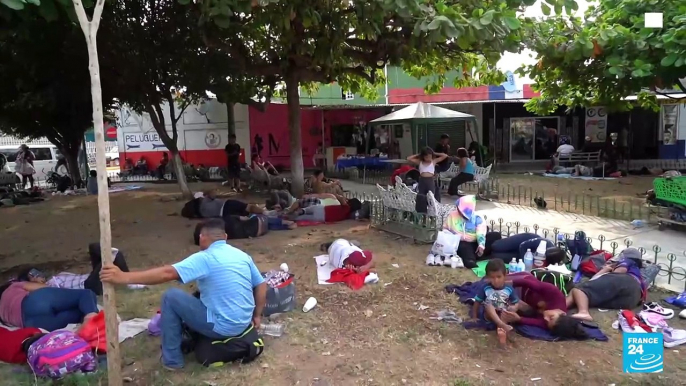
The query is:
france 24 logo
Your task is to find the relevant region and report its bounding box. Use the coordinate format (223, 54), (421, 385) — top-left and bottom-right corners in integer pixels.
(623, 333), (663, 373)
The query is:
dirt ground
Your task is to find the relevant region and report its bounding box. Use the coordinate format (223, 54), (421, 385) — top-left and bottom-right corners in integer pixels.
(1, 182), (684, 386)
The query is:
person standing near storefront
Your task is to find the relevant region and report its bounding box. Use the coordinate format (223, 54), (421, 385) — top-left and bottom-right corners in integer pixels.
(224, 134), (242, 192)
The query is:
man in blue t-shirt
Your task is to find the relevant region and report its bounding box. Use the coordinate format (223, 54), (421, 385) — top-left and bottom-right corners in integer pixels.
(100, 218), (267, 369)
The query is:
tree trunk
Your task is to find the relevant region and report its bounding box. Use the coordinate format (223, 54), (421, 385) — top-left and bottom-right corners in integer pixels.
(227, 102), (235, 137)
(64, 149), (82, 186)
(171, 150), (192, 199)
(72, 1), (122, 385)
(285, 74), (304, 197)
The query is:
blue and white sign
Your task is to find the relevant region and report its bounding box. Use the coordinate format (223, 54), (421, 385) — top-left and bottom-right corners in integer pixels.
(502, 71), (517, 93)
(623, 333), (663, 373)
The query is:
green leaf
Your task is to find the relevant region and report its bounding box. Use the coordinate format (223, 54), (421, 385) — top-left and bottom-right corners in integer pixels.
(25, 0), (40, 5)
(541, 3), (551, 16)
(480, 11), (494, 26)
(427, 18), (441, 30)
(178, 0), (191, 5)
(503, 16), (520, 30)
(0, 0), (25, 10)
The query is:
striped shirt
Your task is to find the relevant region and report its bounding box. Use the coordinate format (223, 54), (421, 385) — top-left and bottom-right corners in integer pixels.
(172, 241), (264, 336)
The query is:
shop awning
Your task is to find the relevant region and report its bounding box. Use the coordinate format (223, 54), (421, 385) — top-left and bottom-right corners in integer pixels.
(370, 102), (475, 124)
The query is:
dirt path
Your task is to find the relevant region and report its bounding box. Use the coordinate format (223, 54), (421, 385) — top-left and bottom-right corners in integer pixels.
(1, 183), (684, 386)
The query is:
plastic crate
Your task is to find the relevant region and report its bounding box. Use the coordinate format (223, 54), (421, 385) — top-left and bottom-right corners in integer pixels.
(653, 176), (686, 206)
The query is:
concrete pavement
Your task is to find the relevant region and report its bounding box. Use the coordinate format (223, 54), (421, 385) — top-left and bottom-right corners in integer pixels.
(341, 180), (686, 292)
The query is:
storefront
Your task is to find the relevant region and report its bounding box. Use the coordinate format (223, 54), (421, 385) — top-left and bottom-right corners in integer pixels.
(659, 103), (686, 159)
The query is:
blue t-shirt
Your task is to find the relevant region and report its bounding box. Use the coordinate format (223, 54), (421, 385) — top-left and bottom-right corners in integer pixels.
(462, 158), (475, 175)
(172, 241), (264, 336)
(475, 284), (519, 311)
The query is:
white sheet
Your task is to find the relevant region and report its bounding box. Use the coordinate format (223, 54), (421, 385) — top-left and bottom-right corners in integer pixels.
(0, 318), (150, 343)
(314, 254), (335, 285)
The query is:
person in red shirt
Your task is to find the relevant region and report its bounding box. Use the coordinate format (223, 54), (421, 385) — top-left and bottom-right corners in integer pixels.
(0, 327), (43, 364)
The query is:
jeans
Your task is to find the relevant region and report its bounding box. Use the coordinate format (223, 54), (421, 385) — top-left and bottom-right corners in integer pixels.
(295, 205), (326, 222)
(457, 232), (502, 268)
(447, 173), (475, 196)
(22, 287), (99, 331)
(266, 216), (290, 230)
(161, 288), (225, 368)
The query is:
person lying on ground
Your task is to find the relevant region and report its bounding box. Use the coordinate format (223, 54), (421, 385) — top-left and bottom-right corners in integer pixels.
(100, 219), (268, 370)
(193, 214), (295, 242)
(286, 198), (361, 223)
(565, 248), (645, 321)
(180, 189), (265, 219)
(499, 272), (567, 330)
(486, 233), (555, 263)
(265, 190), (296, 211)
(473, 259), (518, 347)
(0, 276), (99, 331)
(320, 238), (375, 273)
(15, 244), (130, 296)
(282, 193), (348, 216)
(443, 195), (488, 268)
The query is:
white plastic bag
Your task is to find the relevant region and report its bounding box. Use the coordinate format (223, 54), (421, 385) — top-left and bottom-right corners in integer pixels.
(431, 230), (461, 257)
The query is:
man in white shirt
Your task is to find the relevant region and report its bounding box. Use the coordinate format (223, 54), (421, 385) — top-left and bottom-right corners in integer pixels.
(321, 239), (375, 272)
(556, 143), (575, 157)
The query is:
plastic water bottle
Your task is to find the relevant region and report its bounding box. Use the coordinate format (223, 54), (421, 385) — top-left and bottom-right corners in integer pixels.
(509, 258), (517, 273)
(523, 249), (534, 272)
(259, 323), (284, 337)
(631, 219), (644, 228)
(354, 210), (360, 220)
(517, 259), (525, 272)
(534, 240), (547, 268)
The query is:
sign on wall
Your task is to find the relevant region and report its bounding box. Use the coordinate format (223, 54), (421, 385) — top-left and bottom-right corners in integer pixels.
(661, 104), (678, 145)
(123, 132), (167, 151)
(585, 107), (607, 143)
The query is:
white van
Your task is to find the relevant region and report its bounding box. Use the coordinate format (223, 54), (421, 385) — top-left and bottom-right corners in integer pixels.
(0, 144), (61, 182)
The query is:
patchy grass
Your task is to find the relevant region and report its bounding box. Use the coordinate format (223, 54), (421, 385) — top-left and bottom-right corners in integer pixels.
(1, 182), (684, 385)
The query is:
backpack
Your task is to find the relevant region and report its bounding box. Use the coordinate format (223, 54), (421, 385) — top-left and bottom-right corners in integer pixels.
(27, 331), (97, 379)
(579, 250), (612, 276)
(193, 324), (264, 367)
(531, 269), (574, 296)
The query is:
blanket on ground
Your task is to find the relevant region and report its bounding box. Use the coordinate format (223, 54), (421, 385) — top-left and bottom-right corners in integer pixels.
(543, 173), (615, 181)
(445, 280), (608, 342)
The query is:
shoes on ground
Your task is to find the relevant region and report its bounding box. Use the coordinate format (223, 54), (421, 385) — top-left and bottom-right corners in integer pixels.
(663, 327), (686, 348)
(643, 302), (675, 319)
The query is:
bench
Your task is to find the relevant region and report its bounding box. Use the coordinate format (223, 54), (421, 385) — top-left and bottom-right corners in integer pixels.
(375, 176), (455, 242)
(556, 151), (601, 166)
(438, 163), (492, 194)
(0, 172), (18, 190)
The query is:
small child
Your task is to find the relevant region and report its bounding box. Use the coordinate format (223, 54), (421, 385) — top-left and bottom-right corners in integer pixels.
(473, 259), (519, 347)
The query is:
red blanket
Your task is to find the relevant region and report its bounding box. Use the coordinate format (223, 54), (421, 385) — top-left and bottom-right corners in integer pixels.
(327, 268), (369, 290)
(0, 327), (42, 364)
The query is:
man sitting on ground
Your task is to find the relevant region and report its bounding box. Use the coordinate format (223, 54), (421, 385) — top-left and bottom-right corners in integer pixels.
(320, 238), (375, 273)
(100, 219), (267, 370)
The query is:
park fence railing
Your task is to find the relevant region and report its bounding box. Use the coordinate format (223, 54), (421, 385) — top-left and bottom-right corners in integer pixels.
(329, 167), (668, 223)
(342, 190), (686, 293)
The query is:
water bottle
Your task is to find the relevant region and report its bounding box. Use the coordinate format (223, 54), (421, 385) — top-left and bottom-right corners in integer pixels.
(534, 240), (547, 268)
(523, 249), (534, 272)
(631, 219), (644, 228)
(354, 210), (360, 220)
(259, 323), (284, 337)
(517, 259), (525, 273)
(509, 258), (518, 273)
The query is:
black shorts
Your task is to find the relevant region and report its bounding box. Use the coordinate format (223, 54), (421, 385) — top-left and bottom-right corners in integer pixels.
(227, 163), (241, 179)
(222, 200), (249, 217)
(576, 273), (642, 309)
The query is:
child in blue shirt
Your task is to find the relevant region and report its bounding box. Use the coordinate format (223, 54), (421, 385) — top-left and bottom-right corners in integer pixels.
(473, 259), (519, 347)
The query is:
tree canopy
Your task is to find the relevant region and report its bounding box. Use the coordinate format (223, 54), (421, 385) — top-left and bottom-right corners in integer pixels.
(198, 0), (577, 195)
(521, 0), (686, 114)
(0, 5), (116, 183)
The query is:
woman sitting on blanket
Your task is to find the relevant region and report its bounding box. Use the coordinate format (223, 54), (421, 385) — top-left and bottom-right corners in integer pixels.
(320, 238), (375, 273)
(443, 195), (487, 269)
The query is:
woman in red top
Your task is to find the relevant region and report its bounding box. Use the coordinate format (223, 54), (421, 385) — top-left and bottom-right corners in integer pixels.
(499, 273), (588, 339)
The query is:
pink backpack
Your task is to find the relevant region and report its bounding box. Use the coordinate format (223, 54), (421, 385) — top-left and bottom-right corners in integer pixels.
(27, 331), (97, 379)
